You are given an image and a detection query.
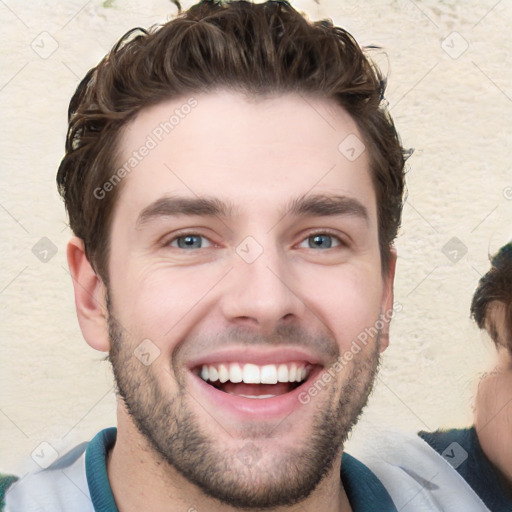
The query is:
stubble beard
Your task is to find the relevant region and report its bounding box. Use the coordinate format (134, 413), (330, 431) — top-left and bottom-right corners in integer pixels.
(107, 307), (381, 509)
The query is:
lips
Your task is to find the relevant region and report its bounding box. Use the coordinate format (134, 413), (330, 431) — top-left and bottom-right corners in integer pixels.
(187, 349), (323, 409)
(196, 361), (312, 399)
(187, 360), (323, 421)
(187, 347), (323, 371)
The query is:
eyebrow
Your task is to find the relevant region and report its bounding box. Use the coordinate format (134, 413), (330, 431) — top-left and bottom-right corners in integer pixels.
(136, 196), (234, 228)
(136, 193), (369, 229)
(285, 194), (369, 223)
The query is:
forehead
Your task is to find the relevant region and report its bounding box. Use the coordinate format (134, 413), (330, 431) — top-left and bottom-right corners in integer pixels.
(114, 90), (376, 222)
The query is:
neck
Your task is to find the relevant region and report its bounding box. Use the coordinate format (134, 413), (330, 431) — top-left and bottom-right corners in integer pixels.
(107, 407), (352, 512)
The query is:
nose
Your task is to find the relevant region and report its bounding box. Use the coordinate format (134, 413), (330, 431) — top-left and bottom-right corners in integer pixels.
(219, 240), (306, 334)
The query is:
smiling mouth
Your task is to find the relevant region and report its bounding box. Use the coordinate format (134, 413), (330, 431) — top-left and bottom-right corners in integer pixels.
(195, 362), (314, 399)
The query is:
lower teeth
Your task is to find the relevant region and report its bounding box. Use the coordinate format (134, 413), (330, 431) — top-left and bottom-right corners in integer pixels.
(227, 392), (277, 399)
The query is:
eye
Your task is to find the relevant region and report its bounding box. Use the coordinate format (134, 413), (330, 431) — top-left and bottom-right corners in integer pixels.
(169, 234), (212, 249)
(299, 233), (342, 250)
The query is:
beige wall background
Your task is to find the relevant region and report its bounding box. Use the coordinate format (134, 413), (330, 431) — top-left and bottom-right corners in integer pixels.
(1, 0), (510, 475)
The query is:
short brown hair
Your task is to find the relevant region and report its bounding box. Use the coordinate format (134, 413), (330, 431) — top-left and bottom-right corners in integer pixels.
(57, 0), (407, 282)
(471, 242), (512, 353)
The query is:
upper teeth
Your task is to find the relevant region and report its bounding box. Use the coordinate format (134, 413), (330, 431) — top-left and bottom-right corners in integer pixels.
(200, 363), (309, 384)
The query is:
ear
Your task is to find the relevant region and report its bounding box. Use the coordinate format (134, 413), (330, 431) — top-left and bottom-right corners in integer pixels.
(378, 248), (397, 353)
(67, 237), (110, 352)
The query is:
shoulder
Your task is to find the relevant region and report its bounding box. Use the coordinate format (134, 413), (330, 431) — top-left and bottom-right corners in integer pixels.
(0, 475), (18, 512)
(3, 428), (117, 512)
(4, 441), (91, 512)
(349, 428), (491, 512)
(419, 427), (512, 512)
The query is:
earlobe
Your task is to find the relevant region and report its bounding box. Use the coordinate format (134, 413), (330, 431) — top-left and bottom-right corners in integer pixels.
(67, 237), (110, 352)
(379, 248), (397, 353)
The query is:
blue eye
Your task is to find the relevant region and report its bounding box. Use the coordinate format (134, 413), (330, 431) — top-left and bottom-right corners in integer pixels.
(301, 234), (340, 249)
(170, 235), (211, 249)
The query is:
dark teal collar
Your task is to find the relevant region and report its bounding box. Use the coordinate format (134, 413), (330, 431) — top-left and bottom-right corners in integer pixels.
(341, 451), (397, 511)
(86, 427), (119, 512)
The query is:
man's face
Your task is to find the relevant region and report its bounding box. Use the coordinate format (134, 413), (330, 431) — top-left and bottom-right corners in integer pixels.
(105, 91), (394, 508)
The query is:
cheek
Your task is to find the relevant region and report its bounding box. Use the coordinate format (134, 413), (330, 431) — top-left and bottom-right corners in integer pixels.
(111, 262), (226, 343)
(301, 265), (384, 348)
